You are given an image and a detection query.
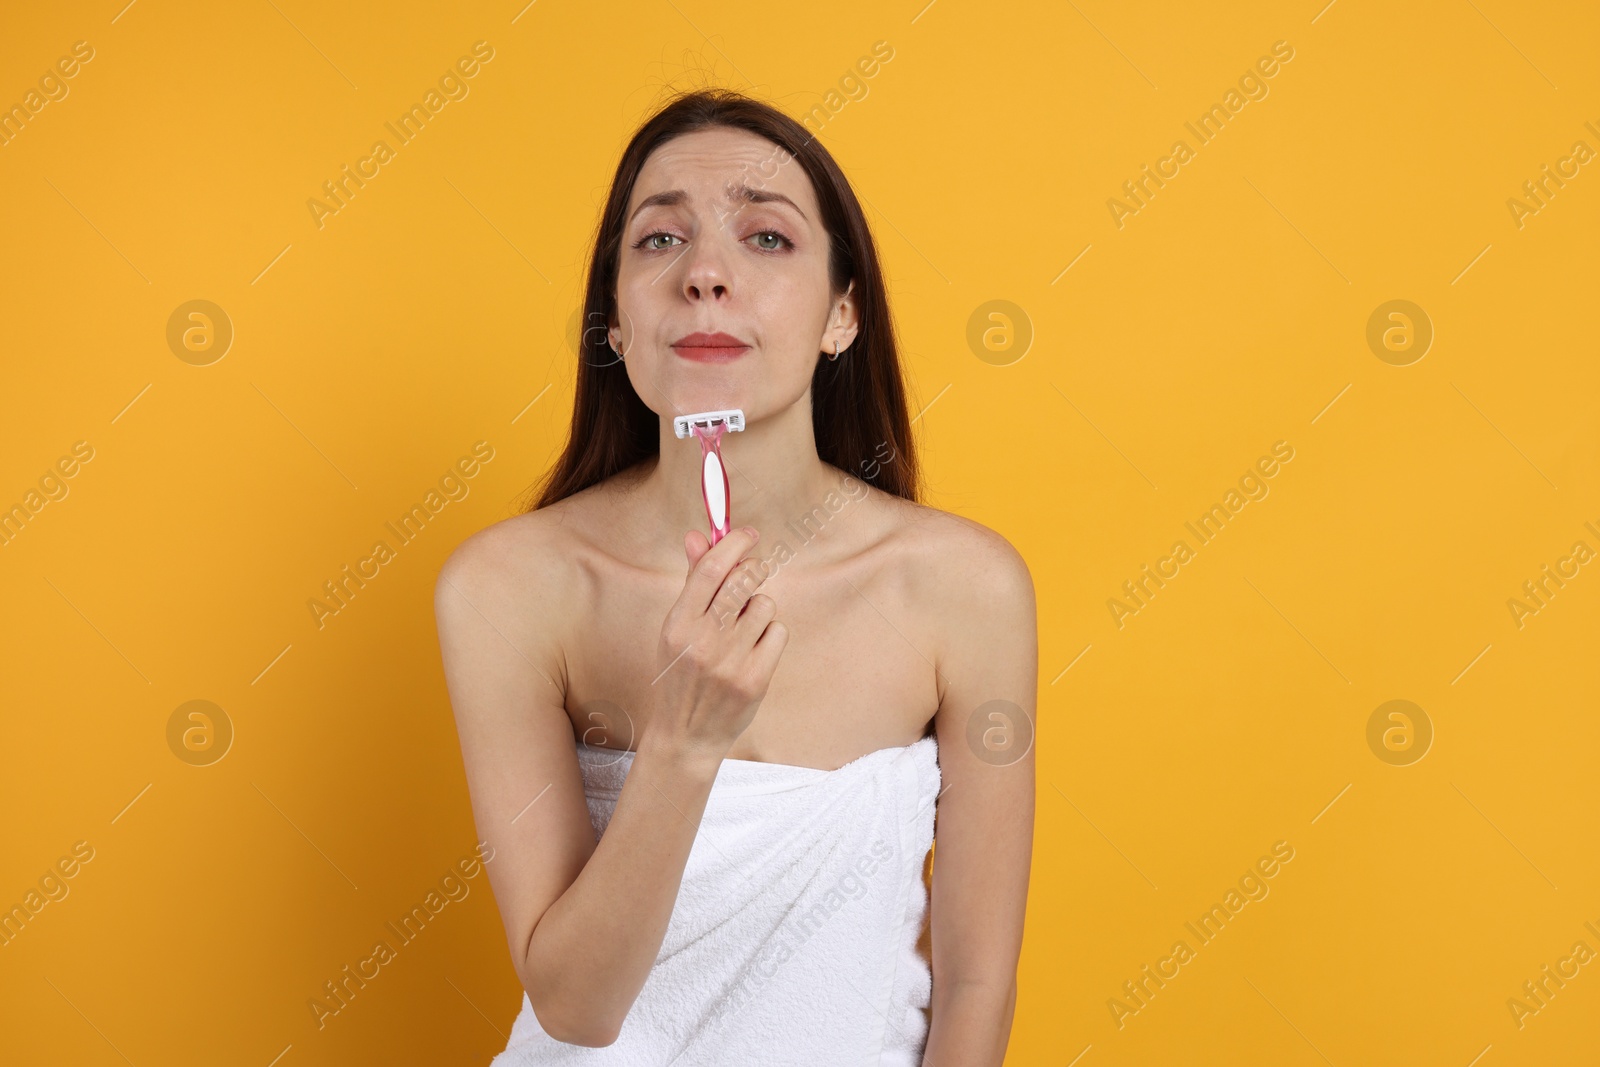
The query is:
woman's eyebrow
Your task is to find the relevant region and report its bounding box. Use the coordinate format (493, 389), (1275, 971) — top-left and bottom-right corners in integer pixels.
(734, 185), (807, 221)
(628, 185), (808, 224)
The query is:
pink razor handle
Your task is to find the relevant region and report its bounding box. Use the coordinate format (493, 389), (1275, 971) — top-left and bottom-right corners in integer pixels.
(690, 422), (733, 546)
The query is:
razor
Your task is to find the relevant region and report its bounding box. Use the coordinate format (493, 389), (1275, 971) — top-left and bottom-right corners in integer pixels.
(672, 409), (745, 546)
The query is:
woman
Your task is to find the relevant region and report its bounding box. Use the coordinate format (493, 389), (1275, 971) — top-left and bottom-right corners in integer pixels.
(435, 87), (1036, 1066)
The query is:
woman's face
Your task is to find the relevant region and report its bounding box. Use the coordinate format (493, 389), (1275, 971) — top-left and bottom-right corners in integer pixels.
(608, 125), (857, 428)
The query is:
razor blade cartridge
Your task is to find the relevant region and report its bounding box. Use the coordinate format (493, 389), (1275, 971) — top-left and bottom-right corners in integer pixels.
(673, 409), (745, 439)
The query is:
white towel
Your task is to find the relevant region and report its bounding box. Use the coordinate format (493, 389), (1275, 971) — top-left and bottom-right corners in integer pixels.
(490, 734), (942, 1066)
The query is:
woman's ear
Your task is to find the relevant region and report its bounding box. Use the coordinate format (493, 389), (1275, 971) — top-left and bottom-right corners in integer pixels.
(608, 304), (631, 355)
(829, 279), (861, 353)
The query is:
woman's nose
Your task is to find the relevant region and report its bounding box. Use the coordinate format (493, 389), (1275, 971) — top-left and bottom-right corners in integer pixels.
(679, 230), (734, 301)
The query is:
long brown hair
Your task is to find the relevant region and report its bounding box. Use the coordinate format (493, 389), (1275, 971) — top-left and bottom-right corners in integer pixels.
(522, 86), (921, 512)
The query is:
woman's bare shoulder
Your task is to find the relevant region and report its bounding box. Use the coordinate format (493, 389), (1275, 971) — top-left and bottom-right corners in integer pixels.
(434, 471), (633, 617)
(876, 491), (1034, 599)
(874, 497), (1036, 718)
(439, 501), (572, 589)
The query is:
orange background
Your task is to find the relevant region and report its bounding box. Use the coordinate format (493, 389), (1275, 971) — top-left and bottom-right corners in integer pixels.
(2, 1), (1597, 1064)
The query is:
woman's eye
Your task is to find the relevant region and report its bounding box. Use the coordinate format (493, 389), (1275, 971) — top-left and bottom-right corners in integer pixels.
(750, 231), (791, 252)
(640, 232), (680, 251)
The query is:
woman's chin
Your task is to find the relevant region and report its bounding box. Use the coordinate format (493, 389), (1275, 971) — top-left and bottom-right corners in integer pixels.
(667, 394), (747, 417)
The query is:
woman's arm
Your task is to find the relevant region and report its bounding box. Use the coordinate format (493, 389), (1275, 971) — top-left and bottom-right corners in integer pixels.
(434, 523), (773, 1047)
(921, 527), (1037, 1066)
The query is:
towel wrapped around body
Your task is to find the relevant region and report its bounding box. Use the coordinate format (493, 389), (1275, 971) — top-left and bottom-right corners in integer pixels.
(489, 734), (942, 1066)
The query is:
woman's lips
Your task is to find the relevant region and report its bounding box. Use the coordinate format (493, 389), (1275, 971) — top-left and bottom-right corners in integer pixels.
(672, 331), (752, 362)
(672, 350), (752, 367)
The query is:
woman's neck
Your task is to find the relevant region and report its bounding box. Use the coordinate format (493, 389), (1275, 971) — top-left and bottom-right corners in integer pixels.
(632, 398), (851, 562)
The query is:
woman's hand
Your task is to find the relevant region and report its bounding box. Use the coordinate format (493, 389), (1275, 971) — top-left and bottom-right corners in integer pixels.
(644, 525), (788, 764)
